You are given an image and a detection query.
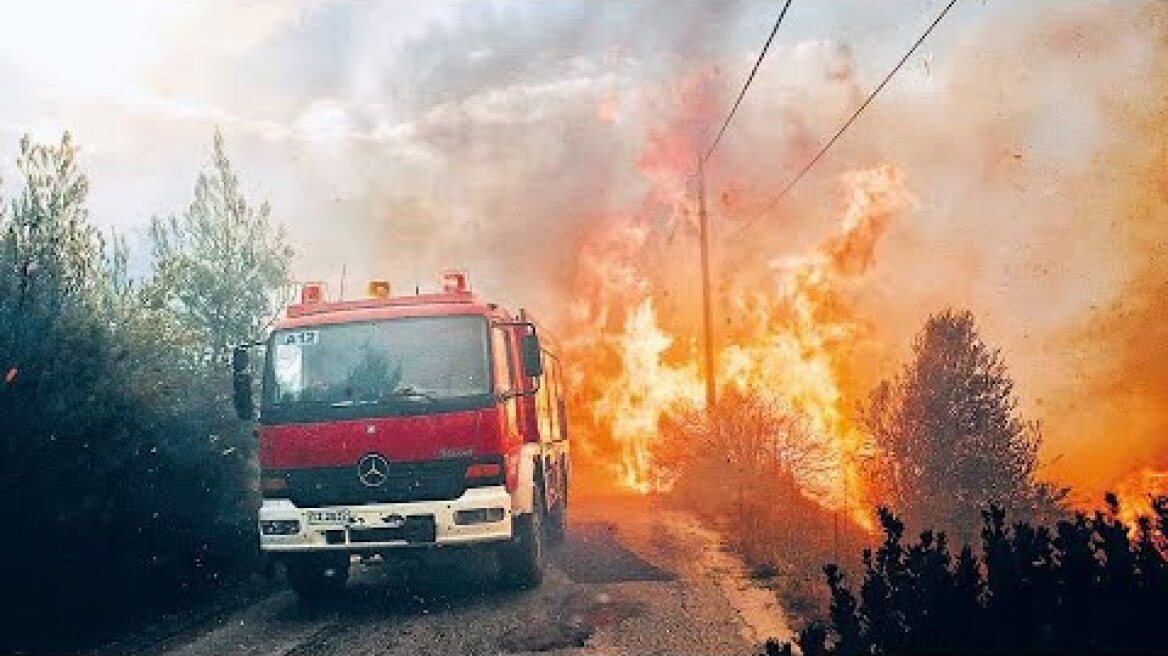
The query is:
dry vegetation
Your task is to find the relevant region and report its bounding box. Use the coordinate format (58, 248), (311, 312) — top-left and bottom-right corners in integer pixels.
(657, 309), (1075, 629)
(657, 388), (870, 621)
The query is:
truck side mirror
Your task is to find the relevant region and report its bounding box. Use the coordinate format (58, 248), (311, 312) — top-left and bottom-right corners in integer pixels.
(521, 333), (543, 378)
(232, 346), (249, 373)
(232, 346), (254, 420)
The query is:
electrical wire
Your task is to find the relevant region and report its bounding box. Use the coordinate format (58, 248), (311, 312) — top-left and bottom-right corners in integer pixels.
(729, 0), (960, 241)
(702, 0), (795, 165)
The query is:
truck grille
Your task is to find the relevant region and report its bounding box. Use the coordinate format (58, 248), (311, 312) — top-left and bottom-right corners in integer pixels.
(283, 459), (469, 507)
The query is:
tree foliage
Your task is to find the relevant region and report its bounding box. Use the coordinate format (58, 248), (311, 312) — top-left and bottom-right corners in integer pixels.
(0, 131), (289, 652)
(150, 129), (291, 360)
(765, 495), (1168, 655)
(1, 133), (109, 482)
(861, 309), (1064, 537)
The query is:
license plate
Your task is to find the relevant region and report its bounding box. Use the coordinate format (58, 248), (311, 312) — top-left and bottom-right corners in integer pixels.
(306, 509), (350, 525)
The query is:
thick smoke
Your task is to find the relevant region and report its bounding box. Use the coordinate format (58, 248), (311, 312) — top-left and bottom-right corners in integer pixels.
(835, 2), (1168, 494)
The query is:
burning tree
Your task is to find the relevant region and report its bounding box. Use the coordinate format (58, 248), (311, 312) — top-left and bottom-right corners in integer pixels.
(861, 309), (1064, 538)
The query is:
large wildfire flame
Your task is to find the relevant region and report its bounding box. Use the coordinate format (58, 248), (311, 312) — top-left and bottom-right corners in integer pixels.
(550, 4), (1168, 524)
(563, 142), (910, 524)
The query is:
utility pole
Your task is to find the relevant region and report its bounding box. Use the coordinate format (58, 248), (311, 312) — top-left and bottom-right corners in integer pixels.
(689, 0), (794, 411)
(697, 154), (717, 413)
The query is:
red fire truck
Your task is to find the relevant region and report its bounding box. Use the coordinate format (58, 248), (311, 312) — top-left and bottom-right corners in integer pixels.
(231, 272), (570, 595)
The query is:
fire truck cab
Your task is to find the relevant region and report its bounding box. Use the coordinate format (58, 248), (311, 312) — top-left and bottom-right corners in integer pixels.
(232, 273), (570, 595)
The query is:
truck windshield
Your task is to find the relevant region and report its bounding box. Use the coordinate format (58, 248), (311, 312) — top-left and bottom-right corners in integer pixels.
(265, 315), (491, 412)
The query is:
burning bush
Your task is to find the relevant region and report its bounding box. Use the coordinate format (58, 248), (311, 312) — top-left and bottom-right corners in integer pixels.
(764, 494), (1168, 655)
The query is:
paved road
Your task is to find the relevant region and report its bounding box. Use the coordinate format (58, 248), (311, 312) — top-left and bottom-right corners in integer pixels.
(106, 497), (788, 656)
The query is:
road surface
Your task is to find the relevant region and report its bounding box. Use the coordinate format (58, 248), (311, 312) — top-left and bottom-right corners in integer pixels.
(99, 496), (792, 656)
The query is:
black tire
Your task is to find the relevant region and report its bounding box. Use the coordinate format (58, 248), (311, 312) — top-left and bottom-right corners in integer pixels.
(286, 554), (350, 599)
(499, 503), (545, 590)
(546, 497), (567, 545)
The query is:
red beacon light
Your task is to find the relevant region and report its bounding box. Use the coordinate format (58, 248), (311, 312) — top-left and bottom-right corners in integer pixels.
(300, 282), (325, 305)
(441, 270), (470, 294)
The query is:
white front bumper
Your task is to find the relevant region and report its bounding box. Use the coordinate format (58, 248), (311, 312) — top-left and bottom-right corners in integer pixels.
(259, 485), (513, 552)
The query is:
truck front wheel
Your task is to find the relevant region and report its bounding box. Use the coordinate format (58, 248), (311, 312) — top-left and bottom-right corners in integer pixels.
(286, 554), (350, 599)
(499, 504), (545, 590)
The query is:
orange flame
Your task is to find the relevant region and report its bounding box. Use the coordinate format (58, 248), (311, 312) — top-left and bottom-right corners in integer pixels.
(563, 155), (910, 530)
(1111, 468), (1168, 530)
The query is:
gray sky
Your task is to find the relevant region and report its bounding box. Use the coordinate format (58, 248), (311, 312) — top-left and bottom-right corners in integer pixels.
(0, 0), (984, 292)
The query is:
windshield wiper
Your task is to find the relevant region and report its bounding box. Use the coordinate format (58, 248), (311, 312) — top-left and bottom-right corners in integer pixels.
(329, 399), (380, 408)
(391, 386), (437, 402)
(327, 387), (437, 407)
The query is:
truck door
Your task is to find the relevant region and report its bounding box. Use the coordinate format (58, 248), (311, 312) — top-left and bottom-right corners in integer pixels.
(538, 354), (568, 511)
(492, 325), (520, 446)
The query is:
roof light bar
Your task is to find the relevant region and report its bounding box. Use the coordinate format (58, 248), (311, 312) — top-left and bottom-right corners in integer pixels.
(367, 280), (392, 299)
(441, 270), (469, 294)
(300, 282), (325, 305)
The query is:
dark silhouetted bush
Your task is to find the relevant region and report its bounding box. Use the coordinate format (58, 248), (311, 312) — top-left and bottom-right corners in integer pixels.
(768, 495), (1168, 655)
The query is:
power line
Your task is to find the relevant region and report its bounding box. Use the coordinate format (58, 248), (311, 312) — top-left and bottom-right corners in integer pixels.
(703, 0), (795, 165)
(729, 0), (960, 241)
(694, 1), (794, 411)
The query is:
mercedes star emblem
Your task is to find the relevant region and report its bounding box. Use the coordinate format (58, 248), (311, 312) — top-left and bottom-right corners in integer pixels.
(357, 453), (390, 487)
